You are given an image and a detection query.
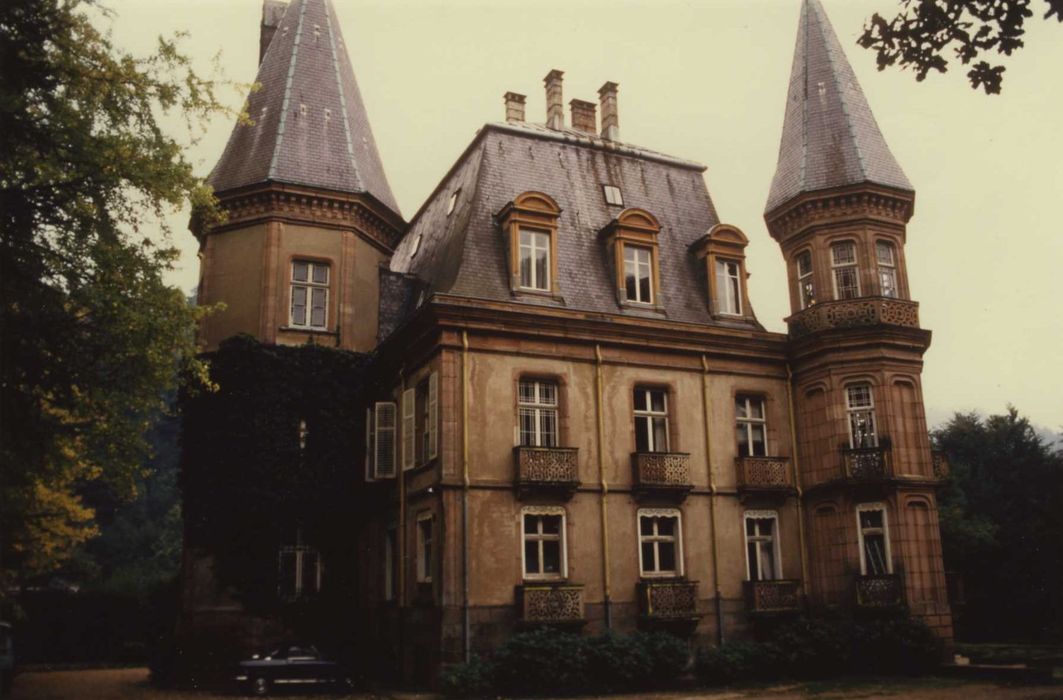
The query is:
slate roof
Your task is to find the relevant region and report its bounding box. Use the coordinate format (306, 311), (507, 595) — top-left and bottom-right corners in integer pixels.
(207, 0), (400, 217)
(766, 0), (912, 213)
(390, 122), (760, 329)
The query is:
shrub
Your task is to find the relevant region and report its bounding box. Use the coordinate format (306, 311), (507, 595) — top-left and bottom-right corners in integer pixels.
(633, 630), (690, 681)
(767, 615), (853, 678)
(490, 627), (588, 696)
(584, 632), (653, 692)
(852, 617), (940, 674)
(696, 639), (781, 684)
(440, 656), (494, 699)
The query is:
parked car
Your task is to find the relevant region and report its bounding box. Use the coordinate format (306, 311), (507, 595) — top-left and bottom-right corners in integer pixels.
(234, 644), (351, 696)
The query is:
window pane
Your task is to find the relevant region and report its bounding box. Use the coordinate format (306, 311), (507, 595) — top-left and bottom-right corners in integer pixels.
(750, 425), (766, 456)
(640, 517), (653, 537)
(797, 252), (813, 276)
(735, 397), (748, 419)
(658, 541), (676, 572)
(539, 410), (558, 447)
(865, 534), (888, 575)
(519, 244), (533, 288)
(519, 408), (537, 446)
(875, 242), (894, 265)
(542, 540), (561, 573)
(310, 287), (326, 328)
(534, 245), (549, 290)
(749, 399), (764, 420)
(847, 385), (872, 408)
(748, 541), (760, 580)
(657, 517), (675, 538)
(832, 242), (855, 265)
(539, 383), (557, 405)
(523, 514), (535, 532)
(311, 264), (328, 284)
(291, 287), (307, 326)
(641, 542), (655, 571)
(834, 267), (859, 299)
(650, 390), (665, 413)
(639, 269), (652, 303)
(758, 543), (776, 580)
(525, 540), (540, 574)
(519, 382), (536, 404)
(292, 261), (308, 282)
(542, 515), (561, 535)
(634, 390), (647, 412)
(635, 416), (650, 452)
(625, 266), (638, 301)
(860, 510), (884, 530)
(880, 269), (897, 298)
(652, 416), (668, 452)
(736, 425), (750, 457)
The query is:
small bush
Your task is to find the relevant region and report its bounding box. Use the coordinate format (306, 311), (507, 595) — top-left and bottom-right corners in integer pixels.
(584, 632), (653, 692)
(633, 630), (690, 681)
(852, 617), (940, 674)
(440, 656), (494, 699)
(768, 615), (853, 678)
(696, 639), (781, 684)
(490, 627), (588, 696)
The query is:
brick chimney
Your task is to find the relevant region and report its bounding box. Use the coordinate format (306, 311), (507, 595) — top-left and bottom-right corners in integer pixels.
(599, 82), (619, 141)
(260, 0), (289, 64)
(544, 70), (565, 130)
(570, 99), (597, 134)
(504, 92), (526, 123)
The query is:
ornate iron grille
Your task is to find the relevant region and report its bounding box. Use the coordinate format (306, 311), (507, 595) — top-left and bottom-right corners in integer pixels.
(855, 574), (904, 608)
(787, 297), (919, 338)
(517, 584), (584, 623)
(638, 580), (699, 619)
(736, 456), (793, 490)
(515, 447), (579, 485)
(633, 452), (691, 488)
(843, 446), (891, 480)
(744, 579), (802, 613)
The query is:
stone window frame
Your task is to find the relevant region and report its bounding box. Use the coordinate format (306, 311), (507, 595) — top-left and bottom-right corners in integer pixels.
(637, 507), (684, 578)
(691, 223), (753, 320)
(743, 509), (783, 582)
(844, 381), (879, 449)
(497, 192), (563, 298)
(734, 393), (769, 457)
(633, 385), (671, 453)
(829, 239), (861, 300)
(517, 377), (560, 448)
(600, 208), (664, 310)
(288, 257), (331, 330)
(856, 502), (893, 575)
(520, 505), (568, 581)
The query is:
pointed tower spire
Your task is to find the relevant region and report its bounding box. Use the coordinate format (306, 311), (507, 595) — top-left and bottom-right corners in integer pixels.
(208, 0), (400, 217)
(765, 0), (911, 214)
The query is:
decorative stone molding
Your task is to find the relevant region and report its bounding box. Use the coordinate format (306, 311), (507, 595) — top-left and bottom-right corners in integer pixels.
(855, 573), (905, 609)
(637, 580), (699, 620)
(515, 446), (580, 499)
(632, 452), (692, 501)
(517, 583), (585, 624)
(766, 187), (914, 243)
(736, 456), (794, 493)
(787, 297), (919, 338)
(744, 579), (802, 613)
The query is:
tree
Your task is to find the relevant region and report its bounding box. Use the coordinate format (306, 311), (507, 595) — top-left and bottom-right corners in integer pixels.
(0, 0), (228, 593)
(859, 0), (1063, 94)
(933, 408), (1063, 641)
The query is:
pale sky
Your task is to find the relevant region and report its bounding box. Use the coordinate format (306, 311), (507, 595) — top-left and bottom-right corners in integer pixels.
(102, 0), (1063, 431)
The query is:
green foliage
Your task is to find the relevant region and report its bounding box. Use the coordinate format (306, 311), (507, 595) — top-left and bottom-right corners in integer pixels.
(490, 627), (589, 696)
(767, 614), (852, 678)
(0, 0), (232, 591)
(633, 629), (690, 680)
(932, 408), (1063, 641)
(851, 617), (940, 674)
(858, 0), (1063, 94)
(439, 656), (495, 699)
(697, 639), (780, 684)
(584, 632), (654, 692)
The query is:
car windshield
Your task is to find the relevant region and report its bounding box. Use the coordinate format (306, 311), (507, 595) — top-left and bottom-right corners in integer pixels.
(287, 646), (318, 660)
(267, 648), (286, 660)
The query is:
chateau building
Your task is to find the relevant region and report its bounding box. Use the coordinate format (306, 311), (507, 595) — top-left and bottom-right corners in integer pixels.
(182, 0), (953, 682)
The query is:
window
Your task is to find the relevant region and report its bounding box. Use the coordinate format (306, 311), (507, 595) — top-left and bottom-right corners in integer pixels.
(624, 245), (653, 304)
(845, 384), (878, 448)
(735, 395), (767, 457)
(744, 511), (781, 581)
(298, 419), (308, 451)
(290, 260), (329, 329)
(638, 509), (682, 577)
(367, 401), (397, 479)
(410, 233), (422, 257)
(797, 250), (815, 309)
(278, 531), (321, 599)
(830, 242), (860, 300)
(522, 507), (566, 579)
(416, 513), (433, 583)
(518, 380), (558, 447)
(519, 228), (551, 291)
(447, 189), (460, 216)
(633, 388), (669, 452)
(603, 185), (624, 206)
(715, 259), (743, 315)
(856, 504), (892, 575)
(401, 372), (438, 470)
(876, 241), (898, 298)
(383, 528), (397, 601)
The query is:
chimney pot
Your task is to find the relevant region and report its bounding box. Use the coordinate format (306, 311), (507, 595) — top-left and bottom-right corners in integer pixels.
(260, 0), (289, 64)
(544, 69), (565, 130)
(570, 99), (597, 134)
(598, 81), (620, 141)
(503, 92), (526, 123)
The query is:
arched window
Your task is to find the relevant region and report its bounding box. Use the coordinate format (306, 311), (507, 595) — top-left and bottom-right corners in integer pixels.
(830, 241), (860, 300)
(876, 241), (898, 298)
(845, 383), (878, 448)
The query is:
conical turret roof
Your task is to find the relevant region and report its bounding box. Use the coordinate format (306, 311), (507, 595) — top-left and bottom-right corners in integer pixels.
(207, 0), (400, 217)
(766, 0), (911, 213)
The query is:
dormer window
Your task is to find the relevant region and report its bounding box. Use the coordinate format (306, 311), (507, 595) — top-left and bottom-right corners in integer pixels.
(497, 192), (561, 296)
(692, 224), (752, 320)
(715, 259), (742, 315)
(600, 208), (662, 309)
(447, 189), (460, 216)
(623, 245), (653, 304)
(410, 233), (422, 258)
(603, 185), (623, 206)
(831, 241), (860, 299)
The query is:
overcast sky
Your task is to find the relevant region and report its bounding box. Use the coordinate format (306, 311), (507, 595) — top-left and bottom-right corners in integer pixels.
(101, 0), (1062, 431)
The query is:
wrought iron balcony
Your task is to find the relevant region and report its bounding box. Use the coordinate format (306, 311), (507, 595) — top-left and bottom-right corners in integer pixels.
(855, 574), (905, 609)
(744, 579), (802, 614)
(637, 580), (699, 621)
(516, 583), (585, 625)
(736, 456), (794, 495)
(931, 450), (950, 481)
(515, 446), (579, 499)
(787, 296), (920, 338)
(842, 444), (892, 481)
(632, 452), (692, 501)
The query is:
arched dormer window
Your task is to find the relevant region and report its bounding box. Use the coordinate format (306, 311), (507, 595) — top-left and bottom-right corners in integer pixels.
(691, 224), (752, 319)
(497, 192), (562, 296)
(600, 208), (663, 308)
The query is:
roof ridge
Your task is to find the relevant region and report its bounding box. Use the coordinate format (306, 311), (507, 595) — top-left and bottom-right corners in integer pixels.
(322, 0), (361, 189)
(267, 0), (308, 180)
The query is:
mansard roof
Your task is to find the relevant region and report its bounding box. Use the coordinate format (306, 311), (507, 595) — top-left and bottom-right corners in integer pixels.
(766, 0), (912, 214)
(207, 0), (400, 217)
(389, 122), (761, 329)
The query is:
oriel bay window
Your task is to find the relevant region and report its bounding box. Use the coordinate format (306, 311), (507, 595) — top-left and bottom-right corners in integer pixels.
(290, 260), (329, 329)
(845, 383), (878, 448)
(638, 509), (682, 577)
(830, 241), (860, 300)
(634, 387), (669, 453)
(744, 511), (781, 581)
(797, 250), (815, 308)
(856, 503), (892, 575)
(735, 395), (767, 457)
(498, 192), (561, 295)
(518, 379), (558, 447)
(522, 507), (566, 579)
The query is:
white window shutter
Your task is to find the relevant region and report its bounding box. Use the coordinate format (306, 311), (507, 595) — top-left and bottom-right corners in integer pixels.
(428, 372), (439, 459)
(364, 408), (375, 482)
(402, 388), (416, 470)
(374, 402), (397, 478)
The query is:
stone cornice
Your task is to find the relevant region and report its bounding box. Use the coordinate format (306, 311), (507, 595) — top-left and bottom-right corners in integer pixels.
(765, 184), (915, 244)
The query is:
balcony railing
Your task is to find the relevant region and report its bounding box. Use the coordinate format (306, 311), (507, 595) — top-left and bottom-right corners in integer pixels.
(855, 574), (905, 609)
(515, 446), (579, 499)
(516, 583), (585, 625)
(744, 579), (802, 613)
(736, 456), (794, 494)
(931, 450), (950, 481)
(842, 445), (892, 481)
(632, 452), (692, 501)
(637, 580), (699, 621)
(786, 297), (920, 338)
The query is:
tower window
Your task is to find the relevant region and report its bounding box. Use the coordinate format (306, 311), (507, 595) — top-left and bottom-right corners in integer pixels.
(603, 185), (624, 206)
(715, 259), (743, 315)
(830, 242), (860, 300)
(634, 387), (669, 453)
(518, 380), (559, 447)
(735, 395), (767, 457)
(290, 260), (329, 329)
(518, 228), (551, 291)
(876, 241), (898, 298)
(623, 245), (654, 304)
(856, 503), (892, 575)
(845, 384), (878, 448)
(797, 250), (815, 309)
